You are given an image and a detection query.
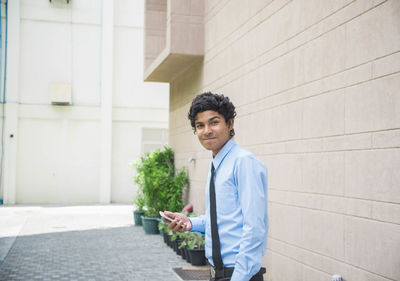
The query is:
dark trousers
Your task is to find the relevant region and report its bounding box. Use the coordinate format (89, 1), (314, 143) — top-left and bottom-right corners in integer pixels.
(209, 269), (264, 281)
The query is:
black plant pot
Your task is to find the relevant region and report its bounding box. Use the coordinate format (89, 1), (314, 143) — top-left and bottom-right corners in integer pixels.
(173, 240), (179, 253)
(176, 238), (182, 256)
(163, 231), (168, 244)
(185, 247), (191, 263)
(172, 240), (176, 251)
(188, 249), (206, 266)
(181, 246), (187, 260)
(167, 234), (172, 247)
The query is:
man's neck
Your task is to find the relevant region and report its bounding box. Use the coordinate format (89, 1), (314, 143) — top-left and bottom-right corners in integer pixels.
(212, 137), (233, 157)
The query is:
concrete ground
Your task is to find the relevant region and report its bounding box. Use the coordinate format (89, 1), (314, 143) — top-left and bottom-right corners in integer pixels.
(0, 204), (191, 281)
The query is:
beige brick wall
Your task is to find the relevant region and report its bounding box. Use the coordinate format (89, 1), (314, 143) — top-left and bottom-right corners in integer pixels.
(168, 0), (400, 280)
(144, 0), (167, 70)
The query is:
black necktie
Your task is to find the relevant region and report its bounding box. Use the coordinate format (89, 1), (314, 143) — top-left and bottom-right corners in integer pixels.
(210, 164), (223, 269)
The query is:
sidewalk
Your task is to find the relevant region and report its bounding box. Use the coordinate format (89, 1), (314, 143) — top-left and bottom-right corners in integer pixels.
(0, 204), (191, 281)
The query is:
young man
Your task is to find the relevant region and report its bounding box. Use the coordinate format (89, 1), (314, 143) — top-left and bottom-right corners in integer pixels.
(163, 92), (268, 281)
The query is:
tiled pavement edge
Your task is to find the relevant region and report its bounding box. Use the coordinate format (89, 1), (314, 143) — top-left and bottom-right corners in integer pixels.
(0, 205), (191, 281)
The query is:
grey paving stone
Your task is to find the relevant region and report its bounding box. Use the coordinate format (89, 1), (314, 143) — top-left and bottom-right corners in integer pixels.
(0, 205), (192, 281)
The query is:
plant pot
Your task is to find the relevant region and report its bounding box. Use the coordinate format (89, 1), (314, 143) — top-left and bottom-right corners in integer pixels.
(176, 238), (182, 256)
(166, 234), (171, 247)
(185, 247), (191, 263)
(181, 246), (187, 260)
(188, 249), (206, 266)
(141, 216), (160, 234)
(169, 238), (174, 249)
(133, 210), (145, 226)
(163, 231), (168, 244)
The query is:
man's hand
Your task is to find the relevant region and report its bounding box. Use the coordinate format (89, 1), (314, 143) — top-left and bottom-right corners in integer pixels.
(162, 211), (192, 232)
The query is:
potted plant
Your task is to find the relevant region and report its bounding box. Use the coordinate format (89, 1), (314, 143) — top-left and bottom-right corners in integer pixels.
(132, 189), (146, 226)
(166, 228), (173, 247)
(186, 232), (206, 266)
(179, 239), (187, 260)
(141, 208), (160, 234)
(158, 220), (167, 238)
(171, 231), (186, 256)
(132, 146), (189, 234)
(158, 221), (169, 242)
(175, 212), (196, 260)
(178, 232), (190, 262)
(170, 232), (179, 253)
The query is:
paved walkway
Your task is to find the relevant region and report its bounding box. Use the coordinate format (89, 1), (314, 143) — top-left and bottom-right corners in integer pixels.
(0, 204), (191, 281)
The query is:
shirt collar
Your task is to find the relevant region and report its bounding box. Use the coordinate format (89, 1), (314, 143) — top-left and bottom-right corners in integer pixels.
(211, 138), (236, 171)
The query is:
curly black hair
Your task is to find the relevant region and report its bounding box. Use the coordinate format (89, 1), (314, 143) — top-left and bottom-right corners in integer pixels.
(187, 92), (237, 135)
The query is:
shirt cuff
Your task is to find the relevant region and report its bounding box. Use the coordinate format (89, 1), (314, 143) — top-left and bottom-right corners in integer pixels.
(189, 217), (204, 233)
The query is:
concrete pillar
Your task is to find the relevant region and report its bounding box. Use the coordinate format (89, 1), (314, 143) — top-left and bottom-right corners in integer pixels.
(99, 0), (114, 203)
(2, 0), (20, 204)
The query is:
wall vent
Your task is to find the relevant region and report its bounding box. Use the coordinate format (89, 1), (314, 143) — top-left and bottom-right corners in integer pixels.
(50, 83), (72, 105)
(49, 0), (70, 4)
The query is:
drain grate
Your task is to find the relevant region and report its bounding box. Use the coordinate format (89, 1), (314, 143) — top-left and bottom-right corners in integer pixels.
(173, 266), (210, 281)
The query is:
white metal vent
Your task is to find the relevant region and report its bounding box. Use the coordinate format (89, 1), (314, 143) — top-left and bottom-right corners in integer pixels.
(50, 83), (72, 105)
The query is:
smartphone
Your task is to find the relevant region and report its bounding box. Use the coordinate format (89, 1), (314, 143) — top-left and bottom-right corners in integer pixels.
(159, 211), (174, 222)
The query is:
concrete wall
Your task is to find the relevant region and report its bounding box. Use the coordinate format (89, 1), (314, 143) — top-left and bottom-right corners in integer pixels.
(144, 0), (167, 70)
(0, 0), (169, 204)
(164, 0), (400, 280)
(143, 0), (204, 82)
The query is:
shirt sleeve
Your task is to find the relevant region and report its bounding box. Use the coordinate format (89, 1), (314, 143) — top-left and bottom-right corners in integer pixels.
(231, 155), (268, 281)
(189, 215), (206, 234)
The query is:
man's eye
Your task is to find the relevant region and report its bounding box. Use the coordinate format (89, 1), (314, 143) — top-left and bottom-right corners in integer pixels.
(211, 121), (218, 125)
(196, 124), (203, 129)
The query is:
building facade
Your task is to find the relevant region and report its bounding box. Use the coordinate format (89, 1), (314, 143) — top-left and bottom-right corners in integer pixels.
(144, 0), (400, 280)
(0, 0), (169, 204)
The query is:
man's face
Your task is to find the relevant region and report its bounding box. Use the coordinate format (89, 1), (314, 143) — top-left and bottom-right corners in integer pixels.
(194, 110), (234, 157)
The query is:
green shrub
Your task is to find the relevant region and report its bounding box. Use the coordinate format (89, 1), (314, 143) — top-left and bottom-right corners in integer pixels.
(133, 189), (145, 211)
(133, 146), (188, 217)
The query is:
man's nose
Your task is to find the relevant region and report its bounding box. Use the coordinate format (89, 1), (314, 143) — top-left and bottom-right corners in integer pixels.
(204, 124), (212, 134)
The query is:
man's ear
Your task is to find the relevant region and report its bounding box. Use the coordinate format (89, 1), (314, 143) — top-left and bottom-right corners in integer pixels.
(228, 119), (234, 130)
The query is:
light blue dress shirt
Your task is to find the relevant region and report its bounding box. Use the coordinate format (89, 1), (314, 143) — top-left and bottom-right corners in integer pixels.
(190, 138), (268, 281)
